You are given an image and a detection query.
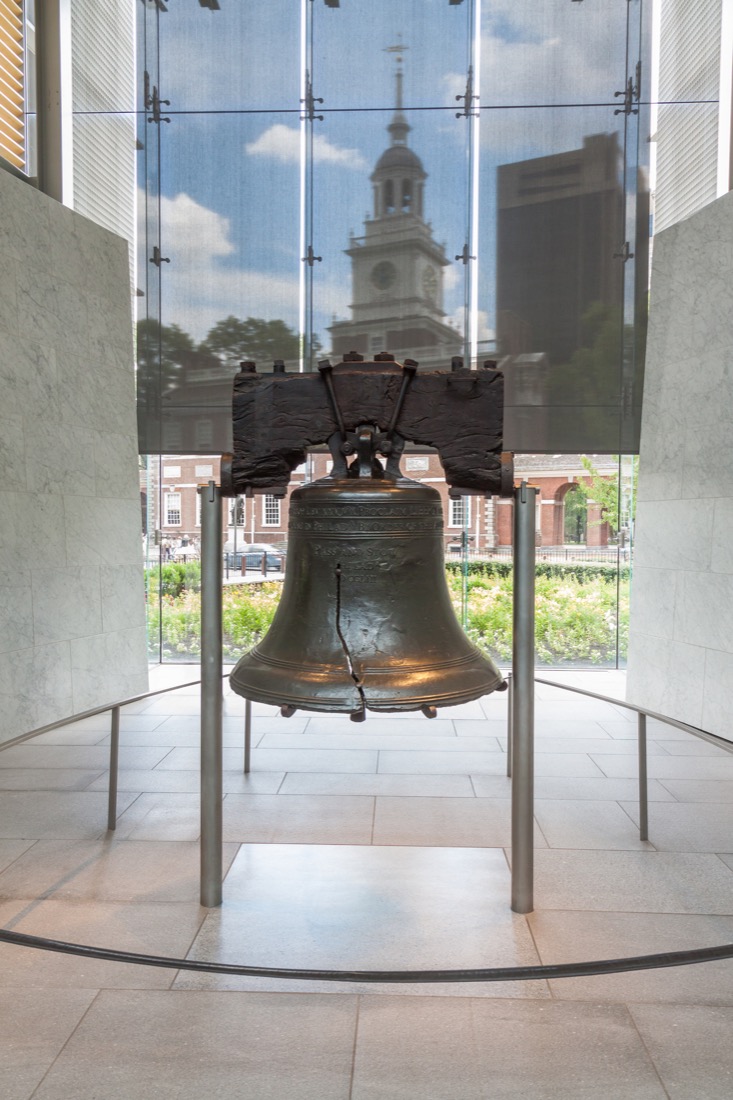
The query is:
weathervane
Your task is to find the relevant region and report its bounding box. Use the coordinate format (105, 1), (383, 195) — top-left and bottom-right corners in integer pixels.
(384, 37), (408, 67)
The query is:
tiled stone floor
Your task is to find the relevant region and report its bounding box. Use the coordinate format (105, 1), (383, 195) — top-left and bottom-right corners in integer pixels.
(1, 667), (732, 1098)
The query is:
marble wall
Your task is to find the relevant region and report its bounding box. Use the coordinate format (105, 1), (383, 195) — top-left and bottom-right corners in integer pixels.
(0, 168), (148, 746)
(627, 189), (733, 740)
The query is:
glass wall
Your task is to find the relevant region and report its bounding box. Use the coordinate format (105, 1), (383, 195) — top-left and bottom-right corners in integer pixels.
(137, 0), (652, 668)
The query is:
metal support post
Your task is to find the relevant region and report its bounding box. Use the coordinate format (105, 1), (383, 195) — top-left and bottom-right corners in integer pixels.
(506, 674), (513, 777)
(638, 712), (649, 842)
(511, 483), (536, 914)
(244, 699), (252, 774)
(107, 706), (120, 831)
(200, 481), (223, 907)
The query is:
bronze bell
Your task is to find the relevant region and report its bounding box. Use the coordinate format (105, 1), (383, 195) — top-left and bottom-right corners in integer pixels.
(229, 430), (504, 721)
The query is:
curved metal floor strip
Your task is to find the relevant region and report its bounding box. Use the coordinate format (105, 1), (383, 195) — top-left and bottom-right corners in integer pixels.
(1, 929), (732, 984)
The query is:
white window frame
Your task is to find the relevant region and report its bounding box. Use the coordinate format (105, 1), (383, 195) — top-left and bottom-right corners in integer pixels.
(194, 418), (213, 450)
(165, 491), (182, 527)
(449, 495), (471, 528)
(262, 494), (281, 527)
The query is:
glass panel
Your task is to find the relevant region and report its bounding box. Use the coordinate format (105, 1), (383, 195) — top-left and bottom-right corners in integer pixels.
(138, 1), (163, 657)
(138, 110), (302, 455)
(159, 0), (299, 113)
(481, 0), (629, 107)
(481, 106), (646, 453)
(310, 0), (472, 367)
(139, 2), (650, 669)
(312, 0), (470, 111)
(462, 454), (632, 670)
(311, 106), (467, 369)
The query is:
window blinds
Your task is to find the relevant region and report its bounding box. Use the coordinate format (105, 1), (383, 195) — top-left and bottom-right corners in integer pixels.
(0, 0), (25, 170)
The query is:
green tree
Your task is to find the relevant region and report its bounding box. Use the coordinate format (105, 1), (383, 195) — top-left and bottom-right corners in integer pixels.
(575, 455), (638, 536)
(135, 318), (197, 392)
(199, 315), (320, 365)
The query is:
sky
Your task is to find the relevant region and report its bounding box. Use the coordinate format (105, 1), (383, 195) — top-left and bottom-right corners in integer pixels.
(137, 0), (649, 348)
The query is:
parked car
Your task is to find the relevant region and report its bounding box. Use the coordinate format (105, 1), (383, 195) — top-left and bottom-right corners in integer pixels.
(223, 542), (285, 572)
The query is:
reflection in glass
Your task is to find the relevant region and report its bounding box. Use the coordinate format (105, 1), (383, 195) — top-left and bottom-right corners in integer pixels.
(325, 66), (463, 368)
(490, 122), (649, 452)
(137, 3), (652, 669)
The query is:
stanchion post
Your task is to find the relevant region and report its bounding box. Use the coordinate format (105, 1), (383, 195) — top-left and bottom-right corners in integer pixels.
(244, 699), (252, 774)
(107, 705), (120, 831)
(511, 482), (536, 914)
(638, 712), (649, 842)
(199, 481), (223, 907)
(506, 674), (513, 778)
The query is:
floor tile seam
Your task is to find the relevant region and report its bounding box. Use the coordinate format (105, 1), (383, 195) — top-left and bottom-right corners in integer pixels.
(587, 754), (621, 779)
(527, 905), (733, 919)
(0, 838), (40, 879)
(85, 768), (116, 792)
(348, 995), (361, 1099)
(111, 790), (146, 830)
(713, 853), (733, 876)
(537, 840), (660, 853)
(517, 909), (555, 1001)
(651, 795), (733, 805)
(654, 780), (684, 803)
(617, 798), (658, 845)
(149, 747), (179, 770)
(618, 1003), (674, 1098)
(532, 813), (551, 849)
(27, 987), (106, 1100)
(0, 770), (109, 790)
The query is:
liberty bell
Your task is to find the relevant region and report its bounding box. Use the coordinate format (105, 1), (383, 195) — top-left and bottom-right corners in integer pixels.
(223, 355), (512, 722)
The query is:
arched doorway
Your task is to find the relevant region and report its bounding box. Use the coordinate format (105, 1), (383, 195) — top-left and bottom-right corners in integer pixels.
(563, 486), (587, 544)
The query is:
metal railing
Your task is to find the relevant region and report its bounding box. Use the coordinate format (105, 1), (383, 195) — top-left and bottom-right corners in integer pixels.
(4, 664), (727, 851)
(1, 477), (730, 976)
(1, 652), (732, 982)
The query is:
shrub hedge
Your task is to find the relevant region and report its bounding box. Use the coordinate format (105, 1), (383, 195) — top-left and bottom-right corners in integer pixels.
(146, 566), (628, 667)
(445, 560), (630, 583)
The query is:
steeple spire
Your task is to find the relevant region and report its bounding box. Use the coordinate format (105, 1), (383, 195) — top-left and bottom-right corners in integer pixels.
(384, 40), (410, 146)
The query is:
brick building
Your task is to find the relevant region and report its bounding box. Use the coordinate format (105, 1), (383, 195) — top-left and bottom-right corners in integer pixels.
(142, 451), (618, 558)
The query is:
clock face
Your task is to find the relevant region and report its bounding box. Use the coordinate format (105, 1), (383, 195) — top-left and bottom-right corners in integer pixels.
(422, 265), (438, 301)
(371, 260), (397, 291)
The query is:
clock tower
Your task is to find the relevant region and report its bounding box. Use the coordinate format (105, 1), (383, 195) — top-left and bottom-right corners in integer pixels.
(329, 59), (460, 364)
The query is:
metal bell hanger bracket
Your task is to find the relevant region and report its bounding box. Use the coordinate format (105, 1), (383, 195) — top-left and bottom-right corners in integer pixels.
(318, 354), (417, 480)
(220, 351), (514, 499)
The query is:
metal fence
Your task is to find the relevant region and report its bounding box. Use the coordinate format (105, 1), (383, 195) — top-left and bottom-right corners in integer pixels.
(446, 545), (631, 567)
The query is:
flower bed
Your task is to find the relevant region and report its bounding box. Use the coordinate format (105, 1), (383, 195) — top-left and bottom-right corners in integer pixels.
(146, 566), (628, 666)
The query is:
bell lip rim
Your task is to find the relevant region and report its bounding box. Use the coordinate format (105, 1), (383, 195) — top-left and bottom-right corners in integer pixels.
(231, 649), (502, 676)
(226, 687), (504, 714)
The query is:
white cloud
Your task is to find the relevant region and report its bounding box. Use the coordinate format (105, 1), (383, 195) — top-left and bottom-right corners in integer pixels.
(447, 307), (495, 344)
(245, 124), (368, 170)
(160, 192), (235, 264)
(443, 263), (462, 293)
(141, 190), (350, 344)
(439, 5), (629, 158)
(145, 190), (298, 341)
